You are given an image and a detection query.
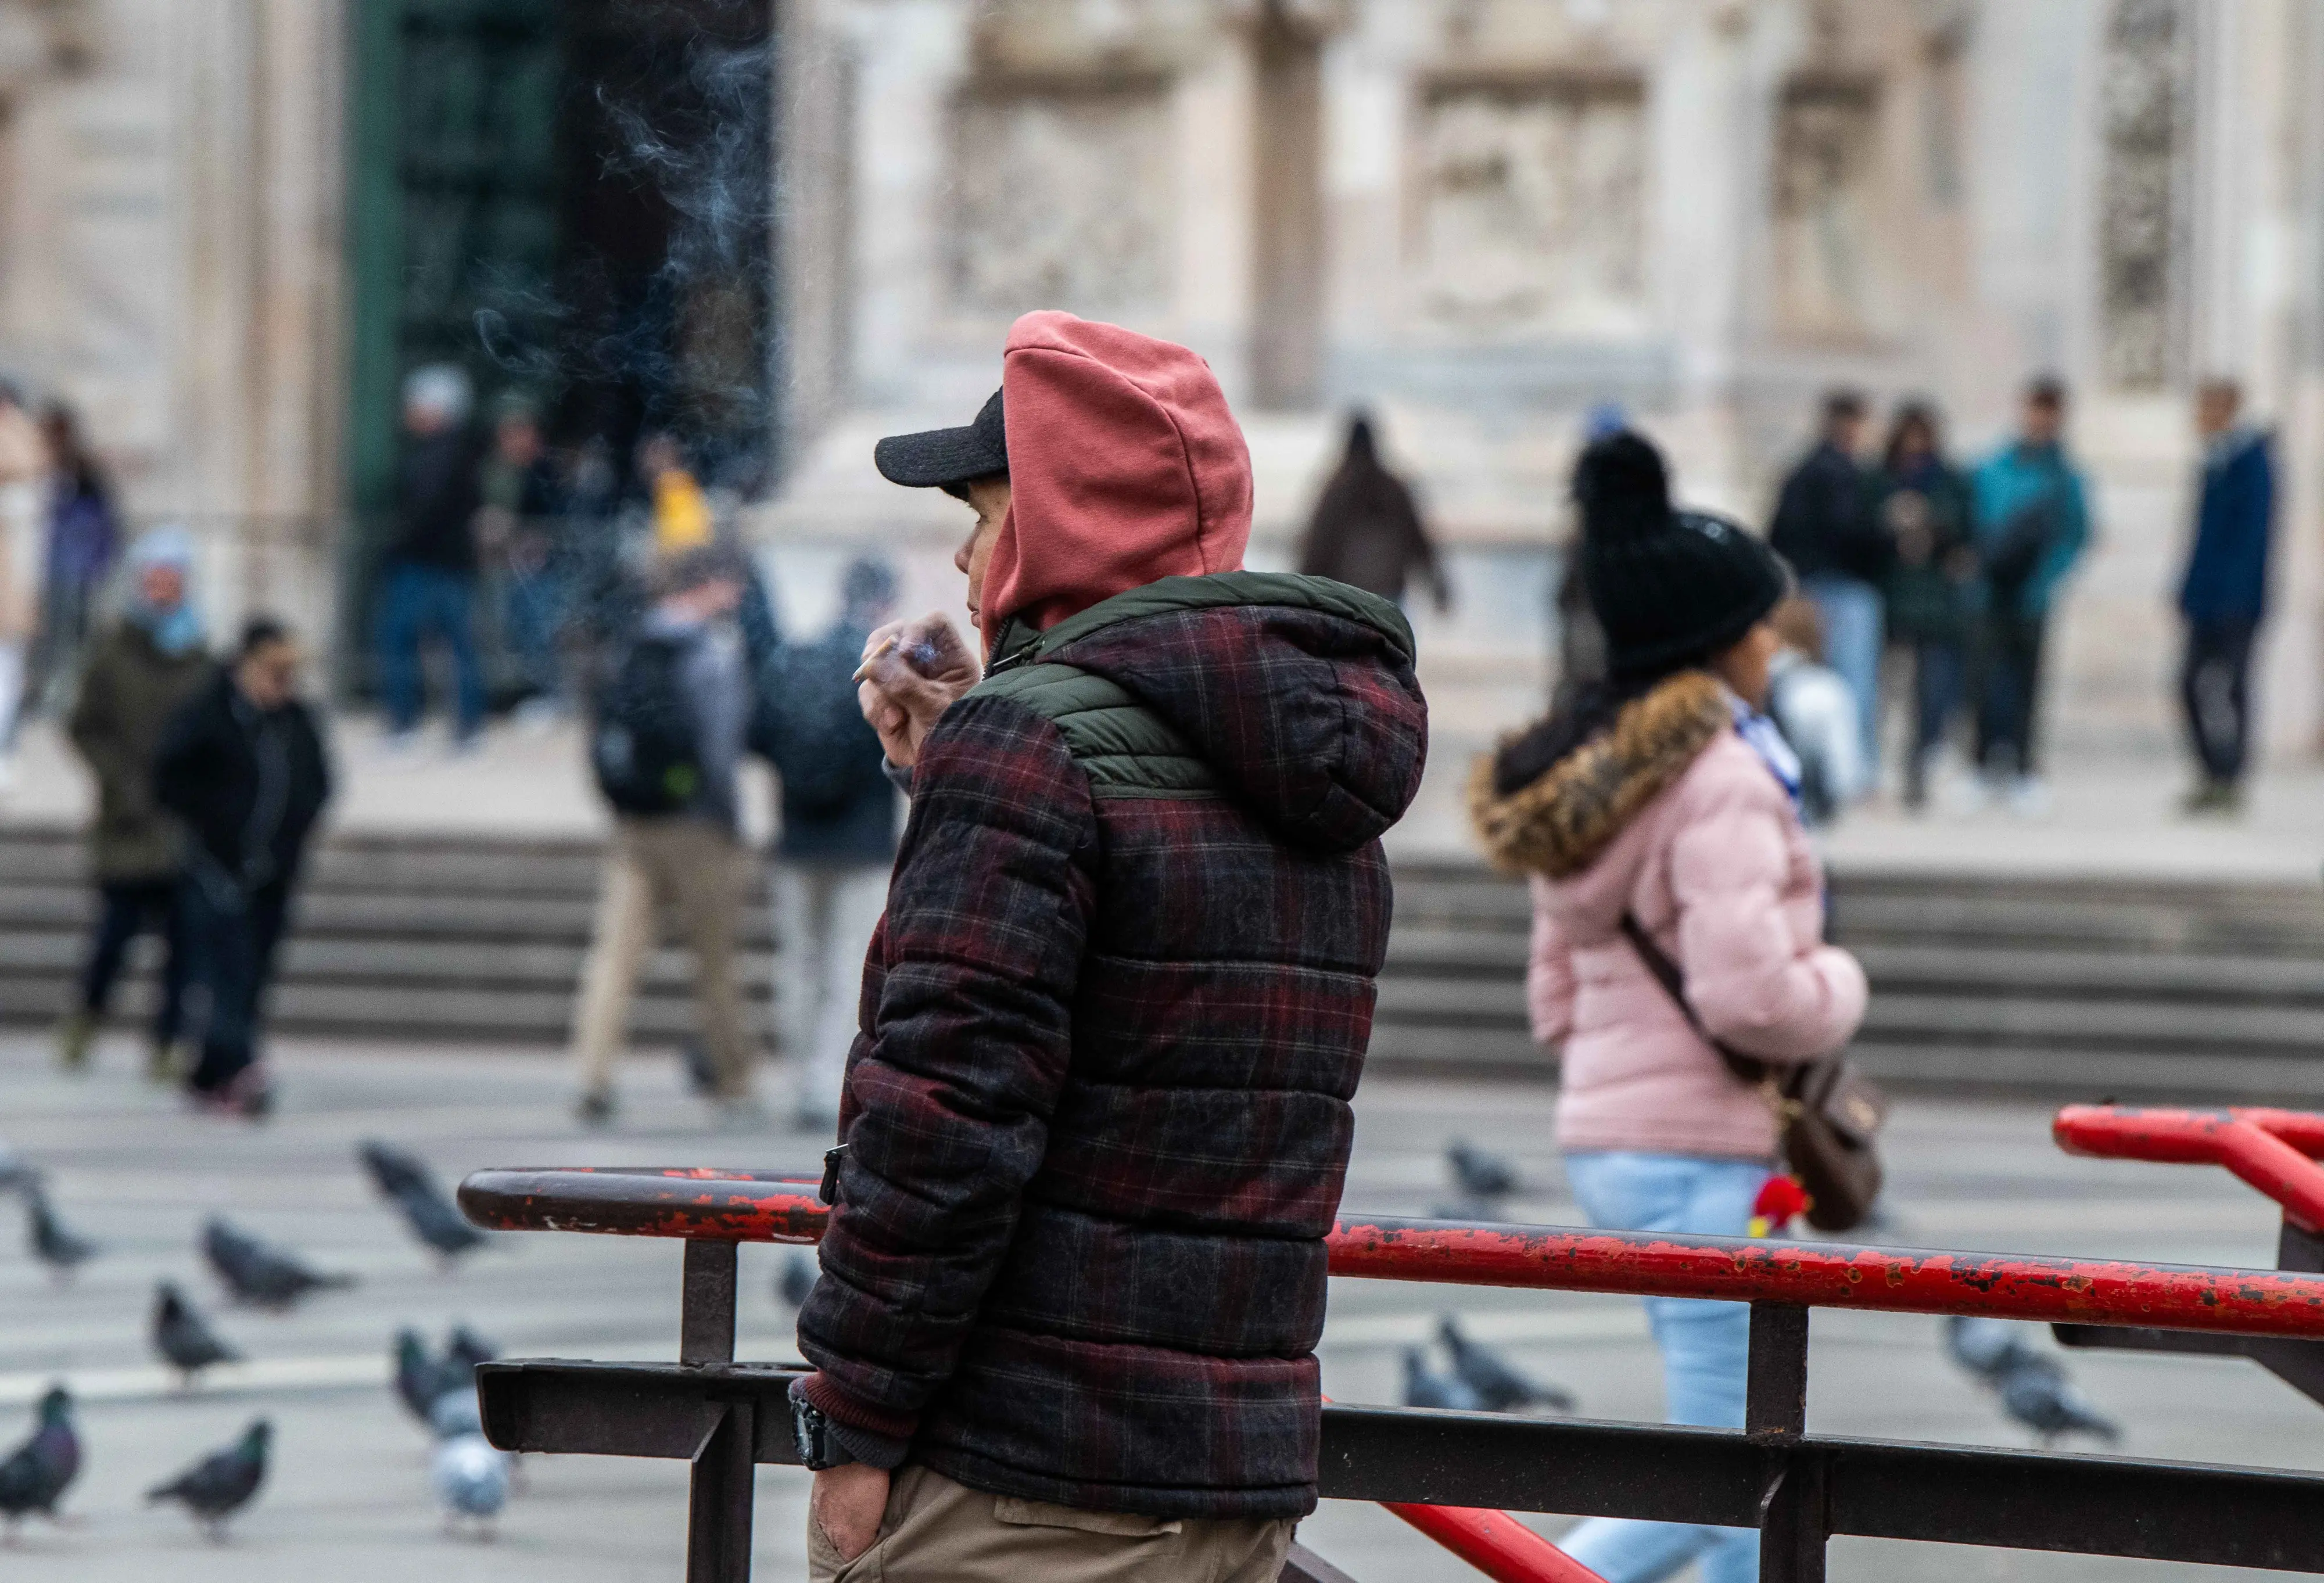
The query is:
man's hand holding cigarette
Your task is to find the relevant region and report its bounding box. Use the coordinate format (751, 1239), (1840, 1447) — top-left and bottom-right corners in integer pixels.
(855, 612), (980, 769)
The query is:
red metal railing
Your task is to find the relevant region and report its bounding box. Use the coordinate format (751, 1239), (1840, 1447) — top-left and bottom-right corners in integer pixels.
(2055, 1104), (2324, 1230)
(463, 1167), (2324, 1341)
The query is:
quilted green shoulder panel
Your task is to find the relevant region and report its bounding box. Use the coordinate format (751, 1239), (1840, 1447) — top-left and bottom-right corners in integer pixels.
(971, 662), (1217, 796)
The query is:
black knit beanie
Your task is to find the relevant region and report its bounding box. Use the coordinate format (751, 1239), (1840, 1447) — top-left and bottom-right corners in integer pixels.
(1575, 431), (1787, 679)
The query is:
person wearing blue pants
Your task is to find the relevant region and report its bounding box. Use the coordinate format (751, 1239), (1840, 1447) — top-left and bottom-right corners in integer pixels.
(1770, 391), (1889, 778)
(375, 364), (486, 745)
(1473, 430), (1870, 1583)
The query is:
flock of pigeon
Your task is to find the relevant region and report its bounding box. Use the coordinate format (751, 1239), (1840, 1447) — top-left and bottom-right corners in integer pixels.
(1402, 1141), (2124, 1449)
(0, 1136), (512, 1544)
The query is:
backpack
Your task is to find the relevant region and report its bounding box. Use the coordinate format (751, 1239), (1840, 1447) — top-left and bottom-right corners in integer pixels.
(1982, 495), (2057, 609)
(590, 633), (702, 816)
(754, 631), (888, 820)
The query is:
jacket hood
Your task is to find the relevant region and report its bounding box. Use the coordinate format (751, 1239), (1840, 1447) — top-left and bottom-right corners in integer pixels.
(1012, 572), (1426, 853)
(1469, 672), (1729, 879)
(983, 312), (1253, 642)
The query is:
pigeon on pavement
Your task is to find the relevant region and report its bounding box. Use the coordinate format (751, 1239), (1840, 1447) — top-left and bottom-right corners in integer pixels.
(1942, 1315), (2119, 1448)
(778, 1250), (818, 1308)
(429, 1388), (485, 1441)
(26, 1188), (97, 1283)
(356, 1140), (436, 1201)
(1401, 1347), (1485, 1413)
(444, 1324), (498, 1374)
(153, 1282), (241, 1385)
(395, 1330), (465, 1427)
(0, 1387), (80, 1535)
(146, 1419), (270, 1539)
(1446, 1142), (1519, 1202)
(202, 1218), (354, 1309)
(432, 1432), (511, 1535)
(1439, 1316), (1577, 1413)
(388, 1180), (488, 1265)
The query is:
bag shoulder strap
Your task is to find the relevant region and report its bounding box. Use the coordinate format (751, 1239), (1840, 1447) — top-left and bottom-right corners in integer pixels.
(1617, 912), (1772, 1086)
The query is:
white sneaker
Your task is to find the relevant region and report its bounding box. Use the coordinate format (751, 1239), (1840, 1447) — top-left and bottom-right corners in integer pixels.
(2006, 774), (2052, 820)
(512, 697), (564, 735)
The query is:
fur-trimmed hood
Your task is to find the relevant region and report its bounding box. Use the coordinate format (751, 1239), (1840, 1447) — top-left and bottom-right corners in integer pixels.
(1469, 672), (1730, 879)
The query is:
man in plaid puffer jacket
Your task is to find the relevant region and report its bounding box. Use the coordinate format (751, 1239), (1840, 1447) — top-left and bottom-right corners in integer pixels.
(789, 311), (1429, 1582)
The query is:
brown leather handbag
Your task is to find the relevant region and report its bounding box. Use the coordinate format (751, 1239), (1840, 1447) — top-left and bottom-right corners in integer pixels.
(1619, 914), (1888, 1233)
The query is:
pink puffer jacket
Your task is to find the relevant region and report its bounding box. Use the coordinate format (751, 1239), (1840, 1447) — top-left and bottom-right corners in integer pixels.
(1471, 672), (1867, 1160)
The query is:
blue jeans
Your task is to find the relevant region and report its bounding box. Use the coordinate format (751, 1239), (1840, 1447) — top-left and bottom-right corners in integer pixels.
(1558, 1151), (1769, 1583)
(1802, 573), (1883, 779)
(375, 562), (484, 735)
(503, 563), (566, 701)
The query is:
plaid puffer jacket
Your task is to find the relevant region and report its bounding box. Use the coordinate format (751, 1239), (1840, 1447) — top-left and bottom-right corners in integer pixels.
(795, 571), (1428, 1519)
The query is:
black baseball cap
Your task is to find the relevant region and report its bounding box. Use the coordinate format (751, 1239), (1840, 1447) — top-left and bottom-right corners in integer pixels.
(873, 388), (1007, 491)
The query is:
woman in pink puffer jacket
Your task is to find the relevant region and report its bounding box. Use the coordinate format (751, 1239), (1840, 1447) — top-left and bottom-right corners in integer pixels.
(1471, 432), (1866, 1583)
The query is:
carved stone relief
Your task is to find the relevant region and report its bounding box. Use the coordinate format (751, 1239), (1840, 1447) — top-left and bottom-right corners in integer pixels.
(1412, 78), (1646, 336)
(2096, 0), (2194, 391)
(949, 82), (1175, 318)
(1772, 80), (1881, 342)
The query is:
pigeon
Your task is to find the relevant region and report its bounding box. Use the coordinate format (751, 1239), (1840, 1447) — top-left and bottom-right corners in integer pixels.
(1999, 1366), (2122, 1449)
(201, 1217), (354, 1309)
(356, 1140), (436, 1202)
(388, 1180), (488, 1265)
(1942, 1316), (2118, 1448)
(1943, 1316), (2057, 1385)
(0, 1387), (80, 1534)
(153, 1282), (241, 1385)
(1401, 1346), (1485, 1412)
(778, 1250), (818, 1308)
(146, 1419), (270, 1539)
(395, 1329), (465, 1427)
(1446, 1142), (1519, 1202)
(1439, 1317), (1576, 1413)
(432, 1433), (511, 1534)
(26, 1188), (97, 1283)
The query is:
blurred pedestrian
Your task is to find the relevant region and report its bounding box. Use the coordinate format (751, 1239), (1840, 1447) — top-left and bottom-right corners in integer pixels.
(1473, 431), (1865, 1583)
(155, 618), (332, 1118)
(0, 382), (51, 785)
(58, 526), (210, 1078)
(572, 546), (757, 1127)
(1765, 597), (1865, 825)
(2174, 378), (2274, 816)
(1969, 376), (2092, 816)
(376, 365), (486, 749)
(1769, 390), (1888, 772)
(478, 396), (568, 727)
(30, 403), (120, 713)
(639, 432), (713, 557)
(752, 558), (900, 1129)
(1297, 411), (1451, 612)
(1873, 402), (1975, 809)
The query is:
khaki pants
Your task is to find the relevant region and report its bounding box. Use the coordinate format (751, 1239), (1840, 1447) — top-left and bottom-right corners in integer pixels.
(809, 1467), (1294, 1583)
(569, 818), (752, 1100)
(772, 860), (890, 1125)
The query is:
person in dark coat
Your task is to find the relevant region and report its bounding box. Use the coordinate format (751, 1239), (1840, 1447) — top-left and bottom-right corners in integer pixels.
(155, 618), (331, 1116)
(1873, 402), (1976, 809)
(791, 314), (1427, 1582)
(1769, 390), (1888, 769)
(58, 526), (211, 1076)
(375, 365), (486, 746)
(2175, 378), (2275, 814)
(752, 557), (901, 1129)
(1297, 412), (1451, 612)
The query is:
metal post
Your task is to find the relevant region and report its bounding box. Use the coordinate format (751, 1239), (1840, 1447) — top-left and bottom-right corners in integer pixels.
(681, 1240), (751, 1583)
(1748, 1302), (1824, 1583)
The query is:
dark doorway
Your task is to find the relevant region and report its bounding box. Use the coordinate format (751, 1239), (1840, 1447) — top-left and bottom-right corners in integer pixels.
(343, 0), (775, 689)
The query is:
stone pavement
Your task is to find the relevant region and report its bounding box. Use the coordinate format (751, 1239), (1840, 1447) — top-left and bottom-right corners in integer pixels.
(9, 710), (2322, 880)
(3, 1031), (2321, 1581)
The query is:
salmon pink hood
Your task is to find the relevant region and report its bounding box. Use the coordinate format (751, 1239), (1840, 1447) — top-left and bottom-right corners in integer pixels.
(981, 311), (1253, 642)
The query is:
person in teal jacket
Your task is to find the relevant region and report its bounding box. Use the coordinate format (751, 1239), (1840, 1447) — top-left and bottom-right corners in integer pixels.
(1968, 378), (2092, 812)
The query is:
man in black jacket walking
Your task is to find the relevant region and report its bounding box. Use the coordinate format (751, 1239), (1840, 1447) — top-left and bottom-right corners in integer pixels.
(1770, 389), (1888, 769)
(155, 618), (331, 1116)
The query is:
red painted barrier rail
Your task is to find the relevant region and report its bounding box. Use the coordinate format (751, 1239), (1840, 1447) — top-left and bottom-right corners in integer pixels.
(460, 1167), (2324, 1341)
(2054, 1104), (2324, 1230)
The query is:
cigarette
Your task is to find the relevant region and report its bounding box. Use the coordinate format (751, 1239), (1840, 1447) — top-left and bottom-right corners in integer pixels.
(852, 635), (899, 683)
